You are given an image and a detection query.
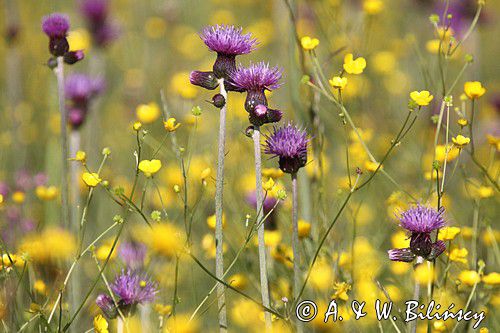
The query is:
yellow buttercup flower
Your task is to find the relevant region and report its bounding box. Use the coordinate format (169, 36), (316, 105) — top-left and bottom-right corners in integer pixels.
(343, 53), (366, 74)
(262, 168), (284, 179)
(482, 272), (500, 286)
(457, 118), (468, 127)
(410, 90), (434, 106)
(458, 270), (481, 286)
(262, 177), (275, 192)
(136, 102), (161, 124)
(435, 144), (459, 162)
(228, 273), (248, 290)
(452, 135), (470, 148)
(207, 213), (226, 230)
(170, 72), (198, 99)
(33, 280), (47, 294)
(154, 303), (172, 316)
(139, 159), (162, 177)
(0, 194), (3, 204)
(332, 282), (351, 301)
(298, 219), (311, 238)
(477, 186), (494, 199)
(414, 264), (435, 284)
(363, 0), (384, 15)
(67, 29), (90, 52)
(12, 191), (25, 204)
(438, 227), (461, 241)
(448, 248), (468, 264)
(133, 121), (142, 131)
(35, 185), (58, 201)
(300, 36), (319, 51)
(74, 150), (87, 163)
(82, 172), (102, 187)
(329, 76), (348, 90)
(163, 118), (181, 132)
(464, 81), (486, 99)
(365, 160), (382, 172)
(93, 314), (109, 333)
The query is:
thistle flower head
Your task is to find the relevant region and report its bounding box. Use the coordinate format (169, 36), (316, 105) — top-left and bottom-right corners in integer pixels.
(111, 269), (158, 306)
(42, 13), (70, 38)
(64, 73), (105, 103)
(80, 0), (109, 23)
(79, 0), (119, 47)
(398, 205), (445, 233)
(200, 25), (257, 55)
(232, 62), (283, 92)
(119, 241), (147, 270)
(264, 123), (309, 174)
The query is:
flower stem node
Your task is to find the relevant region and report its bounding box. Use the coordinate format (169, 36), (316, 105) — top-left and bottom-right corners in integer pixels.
(211, 94), (226, 108)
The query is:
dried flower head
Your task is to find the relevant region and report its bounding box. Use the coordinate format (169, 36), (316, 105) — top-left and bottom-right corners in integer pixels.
(264, 123), (309, 174)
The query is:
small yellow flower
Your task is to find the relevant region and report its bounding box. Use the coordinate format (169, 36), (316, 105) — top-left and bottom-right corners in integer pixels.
(410, 90), (434, 106)
(154, 303), (172, 316)
(82, 172), (102, 187)
(451, 135), (470, 148)
(12, 191), (25, 204)
(332, 282), (351, 301)
(207, 213), (226, 230)
(438, 227), (461, 241)
(448, 248), (468, 264)
(477, 186), (494, 199)
(133, 121), (142, 131)
(479, 328), (489, 333)
(33, 280), (47, 294)
(263, 178), (275, 191)
(365, 160), (382, 172)
(435, 144), (459, 162)
(138, 159), (162, 177)
(329, 76), (348, 90)
(363, 0), (384, 15)
(482, 272), (500, 286)
(35, 185), (58, 201)
(343, 53), (366, 75)
(458, 270), (481, 286)
(67, 29), (90, 52)
(457, 118), (468, 127)
(298, 219), (311, 238)
(300, 36), (319, 51)
(200, 168), (211, 182)
(0, 194), (3, 204)
(136, 102), (161, 124)
(163, 118), (181, 132)
(93, 314), (109, 333)
(228, 273), (248, 290)
(74, 150), (86, 163)
(464, 81), (486, 99)
(262, 168), (284, 179)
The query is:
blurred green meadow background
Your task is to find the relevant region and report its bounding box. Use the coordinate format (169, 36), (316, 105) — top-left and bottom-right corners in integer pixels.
(0, 0), (499, 332)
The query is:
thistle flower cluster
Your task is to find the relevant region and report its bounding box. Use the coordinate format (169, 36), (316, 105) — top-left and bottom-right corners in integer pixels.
(42, 13), (84, 66)
(96, 269), (158, 318)
(64, 73), (105, 129)
(79, 0), (119, 47)
(388, 205), (447, 263)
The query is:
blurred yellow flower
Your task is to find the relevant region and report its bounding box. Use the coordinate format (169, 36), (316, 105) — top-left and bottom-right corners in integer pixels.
(309, 258), (333, 290)
(139, 159), (162, 177)
(206, 213), (225, 230)
(164, 118), (181, 132)
(300, 36), (319, 50)
(262, 168), (284, 179)
(12, 191), (25, 204)
(133, 121), (142, 131)
(482, 272), (500, 286)
(457, 118), (468, 127)
(231, 299), (263, 328)
(363, 0), (384, 15)
(228, 273), (248, 290)
(438, 227), (461, 241)
(171, 72), (198, 99)
(414, 263), (435, 284)
(96, 242), (118, 261)
(343, 53), (366, 74)
(36, 185), (58, 201)
(464, 81), (486, 99)
(136, 102), (161, 124)
(372, 51), (396, 74)
(458, 270), (481, 286)
(298, 219), (311, 238)
(1, 253), (25, 268)
(263, 230), (282, 247)
(67, 29), (90, 52)
(144, 17), (167, 39)
(202, 233), (226, 258)
(0, 194), (3, 204)
(332, 282), (351, 301)
(448, 248), (468, 264)
(391, 231), (410, 248)
(154, 303), (172, 316)
(425, 39), (440, 54)
(93, 315), (108, 333)
(365, 160), (382, 172)
(19, 228), (76, 263)
(33, 280), (46, 294)
(139, 223), (184, 258)
(410, 90), (434, 106)
(200, 167), (212, 182)
(477, 186), (494, 199)
(82, 172), (102, 187)
(329, 76), (347, 90)
(263, 177), (275, 191)
(165, 314), (199, 333)
(435, 144), (459, 162)
(452, 135), (470, 148)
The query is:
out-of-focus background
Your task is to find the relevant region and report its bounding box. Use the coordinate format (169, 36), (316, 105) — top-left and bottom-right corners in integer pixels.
(0, 0), (499, 332)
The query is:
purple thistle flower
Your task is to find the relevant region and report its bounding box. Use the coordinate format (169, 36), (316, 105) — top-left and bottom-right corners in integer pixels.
(232, 62), (282, 92)
(96, 294), (118, 319)
(119, 241), (147, 270)
(398, 205), (445, 233)
(42, 13), (70, 39)
(264, 123), (309, 174)
(79, 0), (119, 47)
(64, 73), (105, 129)
(111, 269), (158, 306)
(200, 24), (257, 56)
(388, 205), (447, 262)
(246, 192), (279, 230)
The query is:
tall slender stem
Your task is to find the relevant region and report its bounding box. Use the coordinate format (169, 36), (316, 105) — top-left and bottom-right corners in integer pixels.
(55, 57), (69, 227)
(291, 172), (302, 331)
(410, 257), (424, 333)
(252, 126), (272, 329)
(215, 79), (228, 332)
